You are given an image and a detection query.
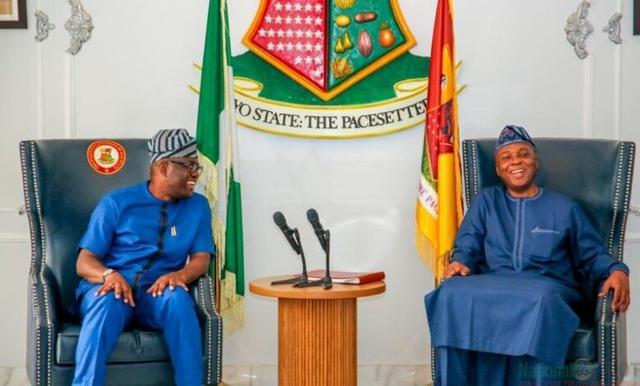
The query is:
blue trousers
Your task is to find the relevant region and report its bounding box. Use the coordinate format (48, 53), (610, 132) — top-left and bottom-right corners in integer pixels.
(72, 285), (202, 386)
(435, 347), (562, 386)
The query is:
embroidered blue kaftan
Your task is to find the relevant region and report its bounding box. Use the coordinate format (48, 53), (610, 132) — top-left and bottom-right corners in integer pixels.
(425, 186), (629, 366)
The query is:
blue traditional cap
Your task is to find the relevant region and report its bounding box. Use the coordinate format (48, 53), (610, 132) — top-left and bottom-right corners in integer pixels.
(148, 128), (197, 163)
(495, 125), (536, 152)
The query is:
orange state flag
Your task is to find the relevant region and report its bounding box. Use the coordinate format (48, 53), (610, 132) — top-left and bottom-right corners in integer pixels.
(416, 0), (463, 282)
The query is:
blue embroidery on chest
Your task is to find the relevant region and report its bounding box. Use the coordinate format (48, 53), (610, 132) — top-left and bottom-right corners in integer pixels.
(531, 226), (560, 235)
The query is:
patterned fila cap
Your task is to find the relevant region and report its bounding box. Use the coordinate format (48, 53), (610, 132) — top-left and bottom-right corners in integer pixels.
(148, 128), (197, 163)
(495, 125), (536, 153)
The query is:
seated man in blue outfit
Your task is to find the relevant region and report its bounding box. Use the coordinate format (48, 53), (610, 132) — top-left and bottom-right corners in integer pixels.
(72, 129), (214, 386)
(425, 125), (630, 385)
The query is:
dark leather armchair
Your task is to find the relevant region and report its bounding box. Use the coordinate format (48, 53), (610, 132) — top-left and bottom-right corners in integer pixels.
(20, 139), (223, 386)
(445, 138), (634, 384)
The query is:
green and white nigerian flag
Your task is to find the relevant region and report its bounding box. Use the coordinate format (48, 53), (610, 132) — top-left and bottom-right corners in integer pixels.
(196, 0), (245, 334)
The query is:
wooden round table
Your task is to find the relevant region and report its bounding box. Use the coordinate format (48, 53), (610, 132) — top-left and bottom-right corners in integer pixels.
(249, 275), (386, 386)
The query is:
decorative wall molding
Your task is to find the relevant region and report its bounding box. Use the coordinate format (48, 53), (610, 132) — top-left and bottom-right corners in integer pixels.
(0, 208), (30, 242)
(0, 233), (28, 242)
(65, 0), (93, 55)
(35, 11), (55, 42)
(36, 28), (44, 139)
(613, 0), (623, 140)
(565, 0), (593, 59)
(603, 13), (623, 44)
(582, 55), (594, 138)
(625, 233), (640, 244)
(65, 55), (78, 138)
(0, 207), (23, 214)
(613, 35), (622, 139)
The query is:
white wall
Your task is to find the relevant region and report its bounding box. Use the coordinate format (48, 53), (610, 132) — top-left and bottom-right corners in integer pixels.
(1, 0), (639, 369)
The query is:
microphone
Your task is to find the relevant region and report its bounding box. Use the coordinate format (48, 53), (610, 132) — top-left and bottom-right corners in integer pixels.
(306, 208), (327, 251)
(273, 211), (300, 254)
(271, 211), (309, 286)
(297, 208), (332, 289)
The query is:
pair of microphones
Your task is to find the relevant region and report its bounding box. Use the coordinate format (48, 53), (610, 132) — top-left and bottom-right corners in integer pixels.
(272, 208), (332, 289)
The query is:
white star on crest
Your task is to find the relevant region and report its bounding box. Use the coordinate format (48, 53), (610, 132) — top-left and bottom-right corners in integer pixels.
(276, 42), (285, 50)
(314, 17), (322, 25)
(274, 2), (283, 10)
(286, 42), (294, 51)
(286, 29), (294, 38)
(277, 29), (285, 37)
(305, 16), (313, 25)
(285, 16), (292, 24)
(294, 56), (303, 65)
(295, 42), (304, 50)
(305, 30), (313, 38)
(284, 3), (292, 11)
(314, 43), (322, 51)
(304, 3), (313, 12)
(305, 56), (313, 64)
(258, 29), (266, 37)
(294, 3), (302, 11)
(267, 29), (275, 37)
(267, 42), (275, 50)
(294, 16), (302, 24)
(314, 4), (322, 12)
(314, 30), (323, 38)
(305, 42), (313, 51)
(295, 29), (304, 38)
(274, 16), (282, 24)
(265, 15), (272, 23)
(314, 56), (322, 64)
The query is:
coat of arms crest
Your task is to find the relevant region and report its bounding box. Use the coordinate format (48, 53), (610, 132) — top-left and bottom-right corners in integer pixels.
(243, 0), (415, 101)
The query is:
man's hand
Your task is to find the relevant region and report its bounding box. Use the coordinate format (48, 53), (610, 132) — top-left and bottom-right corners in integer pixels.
(147, 271), (189, 297)
(146, 252), (210, 298)
(598, 270), (630, 313)
(96, 271), (135, 307)
(444, 261), (470, 279)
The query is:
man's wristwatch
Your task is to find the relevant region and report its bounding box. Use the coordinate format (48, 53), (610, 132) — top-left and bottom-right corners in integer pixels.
(101, 268), (115, 283)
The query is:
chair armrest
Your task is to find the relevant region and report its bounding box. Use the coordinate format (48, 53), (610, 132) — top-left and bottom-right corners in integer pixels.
(595, 288), (627, 384)
(189, 275), (223, 385)
(189, 274), (220, 323)
(27, 267), (59, 386)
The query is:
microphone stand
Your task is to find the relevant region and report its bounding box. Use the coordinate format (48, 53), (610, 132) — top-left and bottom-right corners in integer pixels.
(271, 228), (310, 286)
(297, 229), (332, 289)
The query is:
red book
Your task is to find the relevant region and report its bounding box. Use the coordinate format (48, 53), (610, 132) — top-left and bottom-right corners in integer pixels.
(306, 270), (385, 284)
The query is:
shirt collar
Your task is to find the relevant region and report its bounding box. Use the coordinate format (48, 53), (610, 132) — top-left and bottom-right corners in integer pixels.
(505, 186), (544, 201)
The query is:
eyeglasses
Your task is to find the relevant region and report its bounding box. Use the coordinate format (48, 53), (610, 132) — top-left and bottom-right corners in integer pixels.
(169, 159), (203, 174)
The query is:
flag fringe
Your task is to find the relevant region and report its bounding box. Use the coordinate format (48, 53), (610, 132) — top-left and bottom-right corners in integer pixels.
(416, 229), (436, 273)
(198, 151), (245, 336)
(416, 227), (449, 282)
(220, 272), (245, 335)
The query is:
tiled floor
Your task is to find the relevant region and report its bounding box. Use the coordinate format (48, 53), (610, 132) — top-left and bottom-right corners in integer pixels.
(3, 363), (640, 385)
(0, 365), (430, 386)
(220, 364), (430, 386)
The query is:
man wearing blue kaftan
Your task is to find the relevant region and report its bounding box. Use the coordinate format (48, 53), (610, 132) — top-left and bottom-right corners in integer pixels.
(72, 129), (213, 386)
(425, 125), (630, 385)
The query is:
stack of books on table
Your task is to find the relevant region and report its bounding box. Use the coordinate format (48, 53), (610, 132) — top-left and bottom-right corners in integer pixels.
(306, 270), (385, 284)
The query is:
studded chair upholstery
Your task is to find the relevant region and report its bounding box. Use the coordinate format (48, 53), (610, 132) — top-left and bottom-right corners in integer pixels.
(20, 139), (223, 386)
(444, 138), (633, 385)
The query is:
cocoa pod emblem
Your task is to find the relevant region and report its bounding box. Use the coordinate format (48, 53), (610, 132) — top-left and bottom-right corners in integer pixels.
(358, 30), (373, 58)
